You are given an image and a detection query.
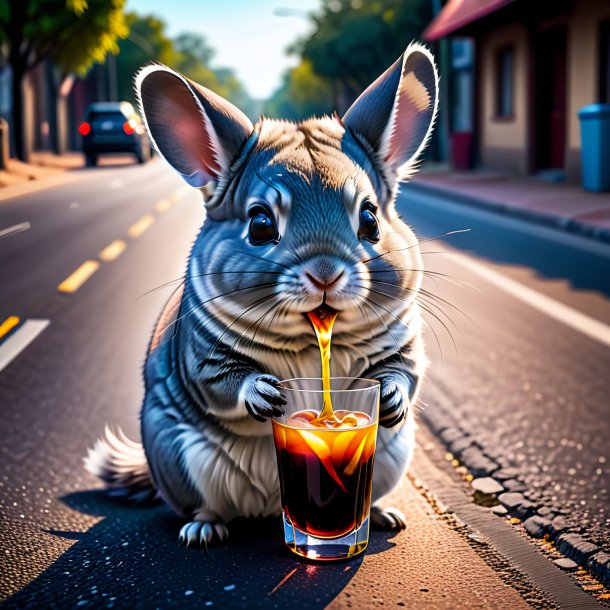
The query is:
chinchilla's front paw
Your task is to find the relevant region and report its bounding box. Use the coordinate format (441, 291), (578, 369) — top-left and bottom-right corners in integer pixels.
(378, 378), (407, 428)
(244, 374), (286, 422)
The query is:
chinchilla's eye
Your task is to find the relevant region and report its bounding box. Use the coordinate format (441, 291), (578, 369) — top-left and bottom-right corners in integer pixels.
(248, 206), (278, 245)
(358, 201), (380, 243)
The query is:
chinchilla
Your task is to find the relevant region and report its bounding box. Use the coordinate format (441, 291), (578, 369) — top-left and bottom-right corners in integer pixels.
(85, 42), (439, 546)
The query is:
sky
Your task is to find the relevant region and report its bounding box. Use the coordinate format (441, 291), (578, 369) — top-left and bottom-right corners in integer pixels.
(126, 0), (322, 99)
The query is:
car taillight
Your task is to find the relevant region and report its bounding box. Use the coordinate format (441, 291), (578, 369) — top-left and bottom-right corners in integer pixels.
(79, 122), (91, 136)
(123, 119), (137, 135)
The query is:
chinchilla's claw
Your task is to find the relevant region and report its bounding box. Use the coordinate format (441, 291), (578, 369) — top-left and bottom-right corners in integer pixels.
(245, 375), (286, 421)
(178, 519), (229, 548)
(214, 522), (229, 541)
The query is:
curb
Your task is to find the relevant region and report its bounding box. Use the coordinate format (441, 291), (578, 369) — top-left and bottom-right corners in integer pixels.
(422, 407), (610, 589)
(406, 181), (610, 245)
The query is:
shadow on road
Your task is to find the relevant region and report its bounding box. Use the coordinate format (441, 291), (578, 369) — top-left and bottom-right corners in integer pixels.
(68, 154), (147, 171)
(2, 491), (397, 609)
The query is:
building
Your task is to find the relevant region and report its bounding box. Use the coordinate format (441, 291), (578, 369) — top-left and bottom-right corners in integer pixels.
(424, 0), (610, 182)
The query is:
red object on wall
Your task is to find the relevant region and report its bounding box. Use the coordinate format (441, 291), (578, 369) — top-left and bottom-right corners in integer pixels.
(450, 132), (474, 170)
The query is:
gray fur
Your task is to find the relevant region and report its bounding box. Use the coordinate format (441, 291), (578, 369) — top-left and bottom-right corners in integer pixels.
(86, 42), (438, 544)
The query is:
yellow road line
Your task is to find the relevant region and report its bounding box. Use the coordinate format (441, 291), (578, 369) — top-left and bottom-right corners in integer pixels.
(57, 260), (100, 293)
(171, 185), (192, 203)
(99, 239), (127, 262)
(155, 198), (171, 213)
(127, 214), (155, 238)
(0, 316), (20, 340)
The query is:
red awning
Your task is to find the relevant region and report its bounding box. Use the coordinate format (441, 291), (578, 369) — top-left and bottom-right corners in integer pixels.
(423, 0), (515, 41)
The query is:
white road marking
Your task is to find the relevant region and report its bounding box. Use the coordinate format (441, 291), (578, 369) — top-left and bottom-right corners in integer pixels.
(449, 251), (610, 348)
(0, 319), (50, 373)
(0, 222), (30, 239)
(109, 179), (124, 190)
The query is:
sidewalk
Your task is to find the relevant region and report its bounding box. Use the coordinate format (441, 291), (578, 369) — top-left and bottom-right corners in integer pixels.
(0, 152), (86, 188)
(410, 166), (610, 244)
(0, 152), (144, 204)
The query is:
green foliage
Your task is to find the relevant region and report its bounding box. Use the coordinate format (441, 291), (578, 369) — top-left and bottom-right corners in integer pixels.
(173, 34), (260, 120)
(115, 13), (181, 103)
(173, 32), (230, 97)
(54, 0), (129, 75)
(304, 0), (431, 86)
(266, 0), (433, 119)
(263, 59), (334, 120)
(0, 0), (128, 75)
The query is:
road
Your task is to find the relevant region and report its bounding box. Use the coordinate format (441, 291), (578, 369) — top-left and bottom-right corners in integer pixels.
(399, 183), (610, 548)
(0, 159), (608, 609)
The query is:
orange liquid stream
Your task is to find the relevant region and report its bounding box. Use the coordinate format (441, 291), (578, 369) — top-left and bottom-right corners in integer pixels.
(306, 309), (358, 428)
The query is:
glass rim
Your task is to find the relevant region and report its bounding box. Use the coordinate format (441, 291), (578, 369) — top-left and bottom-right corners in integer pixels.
(278, 376), (380, 394)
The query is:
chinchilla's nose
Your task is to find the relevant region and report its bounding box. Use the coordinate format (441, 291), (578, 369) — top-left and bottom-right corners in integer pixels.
(302, 257), (346, 291)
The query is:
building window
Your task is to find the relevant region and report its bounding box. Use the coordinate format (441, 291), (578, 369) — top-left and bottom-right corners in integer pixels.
(451, 38), (474, 132)
(600, 19), (610, 103)
(495, 46), (514, 119)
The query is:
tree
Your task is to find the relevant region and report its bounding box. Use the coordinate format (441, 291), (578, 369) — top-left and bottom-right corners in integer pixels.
(173, 33), (260, 121)
(0, 0), (128, 161)
(264, 60), (334, 120)
(283, 0), (433, 114)
(115, 13), (181, 106)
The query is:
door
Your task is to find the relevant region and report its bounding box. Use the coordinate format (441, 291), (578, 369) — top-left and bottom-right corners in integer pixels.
(535, 25), (567, 170)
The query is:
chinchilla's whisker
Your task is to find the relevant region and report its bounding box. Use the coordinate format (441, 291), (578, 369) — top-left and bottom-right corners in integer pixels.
(360, 298), (409, 371)
(365, 282), (459, 332)
(365, 277), (471, 326)
(261, 300), (285, 346)
(136, 270), (288, 300)
(357, 303), (374, 341)
(206, 293), (281, 363)
(231, 301), (277, 356)
(419, 287), (475, 326)
(360, 267), (473, 289)
(419, 314), (445, 371)
(419, 250), (457, 257)
(160, 281), (282, 338)
(243, 299), (284, 354)
(261, 298), (292, 346)
(414, 298), (458, 358)
(421, 269), (475, 287)
(239, 251), (298, 275)
(363, 283), (459, 343)
(413, 228), (470, 248)
(134, 277), (187, 300)
(361, 229), (470, 265)
(367, 293), (446, 369)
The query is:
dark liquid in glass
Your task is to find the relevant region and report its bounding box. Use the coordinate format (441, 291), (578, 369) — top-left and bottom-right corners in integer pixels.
(273, 410), (377, 539)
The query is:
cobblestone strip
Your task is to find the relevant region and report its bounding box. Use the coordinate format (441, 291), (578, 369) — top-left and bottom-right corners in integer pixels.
(422, 407), (610, 590)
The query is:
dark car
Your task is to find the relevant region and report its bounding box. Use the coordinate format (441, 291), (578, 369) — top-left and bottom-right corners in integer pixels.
(79, 101), (151, 166)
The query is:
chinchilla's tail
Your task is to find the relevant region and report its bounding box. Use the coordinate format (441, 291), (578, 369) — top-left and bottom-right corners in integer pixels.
(84, 425), (158, 504)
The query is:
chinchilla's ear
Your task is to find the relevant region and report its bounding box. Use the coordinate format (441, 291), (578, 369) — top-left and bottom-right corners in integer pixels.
(135, 64), (253, 188)
(342, 42), (439, 188)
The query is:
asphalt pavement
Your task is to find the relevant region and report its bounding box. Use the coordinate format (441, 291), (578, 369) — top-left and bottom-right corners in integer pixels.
(398, 183), (610, 550)
(0, 160), (609, 608)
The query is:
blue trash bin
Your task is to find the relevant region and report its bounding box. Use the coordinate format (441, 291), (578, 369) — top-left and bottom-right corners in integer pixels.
(578, 104), (610, 192)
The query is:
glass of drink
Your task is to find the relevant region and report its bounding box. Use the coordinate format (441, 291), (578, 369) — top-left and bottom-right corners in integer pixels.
(272, 377), (380, 561)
